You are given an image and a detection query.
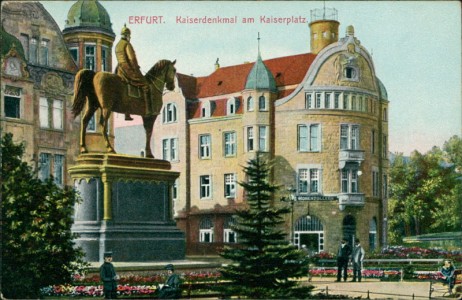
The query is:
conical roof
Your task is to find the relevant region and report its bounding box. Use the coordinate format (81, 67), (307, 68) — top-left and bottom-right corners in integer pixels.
(245, 53), (277, 92)
(64, 0), (113, 36)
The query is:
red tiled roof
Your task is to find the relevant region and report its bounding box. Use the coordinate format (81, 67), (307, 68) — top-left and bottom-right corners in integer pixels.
(194, 52), (316, 98)
(179, 52), (316, 119)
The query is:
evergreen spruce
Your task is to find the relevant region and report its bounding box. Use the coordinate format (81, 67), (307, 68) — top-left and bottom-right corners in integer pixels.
(1, 133), (87, 298)
(219, 152), (313, 299)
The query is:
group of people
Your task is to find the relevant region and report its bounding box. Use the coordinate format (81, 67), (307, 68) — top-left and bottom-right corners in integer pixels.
(335, 239), (457, 295)
(336, 238), (365, 282)
(100, 252), (181, 299)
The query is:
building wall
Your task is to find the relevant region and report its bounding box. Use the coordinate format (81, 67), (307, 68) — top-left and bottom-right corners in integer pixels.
(1, 2), (80, 186)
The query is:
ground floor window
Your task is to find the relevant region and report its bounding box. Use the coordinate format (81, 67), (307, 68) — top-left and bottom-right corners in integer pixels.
(224, 216), (237, 243)
(199, 217), (214, 243)
(369, 217), (378, 250)
(294, 215), (324, 253)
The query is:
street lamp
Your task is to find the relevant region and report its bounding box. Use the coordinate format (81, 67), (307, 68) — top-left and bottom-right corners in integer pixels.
(281, 186), (297, 244)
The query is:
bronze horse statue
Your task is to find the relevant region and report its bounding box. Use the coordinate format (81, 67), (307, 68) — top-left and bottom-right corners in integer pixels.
(72, 59), (176, 158)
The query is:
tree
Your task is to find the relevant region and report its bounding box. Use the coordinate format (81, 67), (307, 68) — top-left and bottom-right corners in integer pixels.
(1, 133), (87, 298)
(219, 153), (312, 299)
(388, 140), (462, 243)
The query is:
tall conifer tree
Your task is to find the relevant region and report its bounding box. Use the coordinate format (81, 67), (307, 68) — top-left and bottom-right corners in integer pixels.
(219, 152), (312, 299)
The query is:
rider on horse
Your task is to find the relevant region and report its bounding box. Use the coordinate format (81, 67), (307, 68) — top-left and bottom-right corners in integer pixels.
(115, 24), (153, 120)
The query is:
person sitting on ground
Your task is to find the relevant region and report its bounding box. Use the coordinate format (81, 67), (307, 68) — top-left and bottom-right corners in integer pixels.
(441, 259), (456, 294)
(158, 264), (182, 299)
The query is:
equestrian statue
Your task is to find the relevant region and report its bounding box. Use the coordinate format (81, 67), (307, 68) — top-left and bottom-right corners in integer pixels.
(72, 24), (176, 158)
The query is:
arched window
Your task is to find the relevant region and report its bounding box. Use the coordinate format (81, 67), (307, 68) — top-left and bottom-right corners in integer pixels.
(199, 217), (214, 243)
(369, 217), (378, 250)
(224, 216), (237, 243)
(247, 96), (254, 112)
(163, 103), (177, 123)
(259, 95), (267, 111)
(294, 215), (324, 253)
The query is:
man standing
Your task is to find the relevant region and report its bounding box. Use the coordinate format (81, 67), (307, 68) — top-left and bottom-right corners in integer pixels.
(100, 251), (119, 299)
(351, 238), (365, 282)
(336, 238), (351, 282)
(115, 24), (152, 120)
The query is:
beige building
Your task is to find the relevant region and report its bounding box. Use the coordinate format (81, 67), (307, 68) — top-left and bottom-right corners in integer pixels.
(1, 1), (80, 186)
(117, 8), (389, 255)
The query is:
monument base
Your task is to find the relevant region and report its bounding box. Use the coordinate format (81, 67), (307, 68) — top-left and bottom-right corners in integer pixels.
(69, 153), (184, 262)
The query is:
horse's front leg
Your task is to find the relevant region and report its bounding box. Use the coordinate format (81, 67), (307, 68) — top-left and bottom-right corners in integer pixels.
(142, 115), (156, 158)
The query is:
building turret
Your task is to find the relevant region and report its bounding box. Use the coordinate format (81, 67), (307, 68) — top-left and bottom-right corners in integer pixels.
(309, 7), (339, 54)
(245, 34), (276, 92)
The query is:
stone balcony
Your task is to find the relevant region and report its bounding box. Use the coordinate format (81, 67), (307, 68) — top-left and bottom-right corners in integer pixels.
(338, 193), (365, 210)
(339, 149), (365, 169)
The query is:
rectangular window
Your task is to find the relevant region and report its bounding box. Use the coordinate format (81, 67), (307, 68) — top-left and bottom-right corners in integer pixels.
(224, 173), (236, 198)
(70, 47), (79, 66)
(383, 134), (387, 158)
(298, 168), (321, 194)
(224, 131), (236, 156)
(20, 34), (29, 60)
(372, 170), (379, 197)
(39, 97), (49, 128)
(30, 38), (37, 64)
(310, 169), (319, 193)
(343, 94), (349, 110)
(247, 127), (254, 152)
(4, 95), (21, 119)
(200, 175), (211, 199)
(324, 93), (331, 109)
(351, 95), (357, 110)
(259, 126), (267, 151)
(101, 47), (108, 71)
(306, 93), (312, 109)
(224, 229), (237, 243)
(340, 124), (360, 150)
(39, 153), (51, 181)
(162, 138), (178, 161)
(315, 93), (321, 108)
(371, 130), (376, 154)
(53, 100), (63, 130)
(53, 154), (64, 185)
(341, 169), (359, 193)
(199, 134), (211, 159)
(40, 39), (49, 66)
(173, 179), (178, 201)
(298, 124), (320, 152)
(383, 174), (388, 198)
(87, 115), (96, 132)
(334, 93), (340, 109)
(259, 96), (267, 111)
(200, 229), (213, 243)
(85, 45), (95, 70)
(298, 169), (309, 193)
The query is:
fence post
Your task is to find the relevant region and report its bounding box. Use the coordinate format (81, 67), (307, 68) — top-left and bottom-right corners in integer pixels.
(400, 268), (404, 282)
(326, 286), (329, 296)
(367, 290), (370, 299)
(429, 281), (433, 299)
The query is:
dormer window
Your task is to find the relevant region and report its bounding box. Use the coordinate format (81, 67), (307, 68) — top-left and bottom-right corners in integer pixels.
(345, 67), (356, 79)
(227, 97), (239, 115)
(201, 101), (212, 118)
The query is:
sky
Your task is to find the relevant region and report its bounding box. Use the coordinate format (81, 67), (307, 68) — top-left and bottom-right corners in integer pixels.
(41, 0), (462, 155)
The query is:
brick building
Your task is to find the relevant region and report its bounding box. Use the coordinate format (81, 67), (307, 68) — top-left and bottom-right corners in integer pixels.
(116, 8), (389, 256)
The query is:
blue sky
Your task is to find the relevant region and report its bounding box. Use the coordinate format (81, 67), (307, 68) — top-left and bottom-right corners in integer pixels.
(41, 1), (461, 155)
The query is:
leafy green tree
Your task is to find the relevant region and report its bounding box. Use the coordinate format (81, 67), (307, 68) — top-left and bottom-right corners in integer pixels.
(219, 153), (312, 299)
(1, 133), (87, 298)
(388, 139), (462, 243)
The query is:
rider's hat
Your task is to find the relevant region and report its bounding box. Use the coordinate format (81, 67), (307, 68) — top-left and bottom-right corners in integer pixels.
(121, 24), (131, 35)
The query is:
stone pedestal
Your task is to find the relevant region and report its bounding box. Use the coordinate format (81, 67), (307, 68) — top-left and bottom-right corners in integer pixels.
(69, 154), (185, 262)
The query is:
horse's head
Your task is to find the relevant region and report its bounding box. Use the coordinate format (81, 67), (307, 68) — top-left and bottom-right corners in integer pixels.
(146, 59), (176, 91)
(165, 59), (176, 91)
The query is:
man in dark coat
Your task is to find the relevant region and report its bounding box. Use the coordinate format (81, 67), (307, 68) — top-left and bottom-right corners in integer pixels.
(158, 264), (182, 299)
(100, 251), (118, 299)
(336, 238), (352, 282)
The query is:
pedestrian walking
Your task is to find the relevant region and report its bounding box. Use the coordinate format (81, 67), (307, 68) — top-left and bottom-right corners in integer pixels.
(100, 251), (119, 299)
(351, 238), (365, 282)
(336, 238), (352, 282)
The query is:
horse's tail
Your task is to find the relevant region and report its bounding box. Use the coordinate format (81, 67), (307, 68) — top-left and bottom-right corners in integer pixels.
(72, 69), (96, 118)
